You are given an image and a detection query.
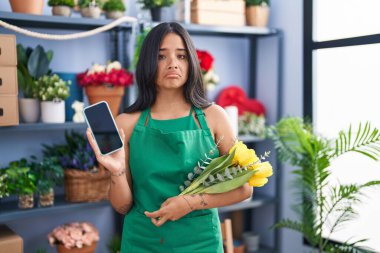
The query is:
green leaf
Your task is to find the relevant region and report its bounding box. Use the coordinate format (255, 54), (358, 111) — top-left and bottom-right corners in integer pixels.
(196, 169), (254, 194)
(180, 149), (236, 195)
(27, 45), (50, 79)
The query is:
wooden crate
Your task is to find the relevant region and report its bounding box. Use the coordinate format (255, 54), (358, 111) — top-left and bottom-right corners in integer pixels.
(191, 0), (245, 26)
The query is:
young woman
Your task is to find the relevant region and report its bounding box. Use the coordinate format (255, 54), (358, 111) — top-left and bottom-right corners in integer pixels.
(86, 22), (253, 252)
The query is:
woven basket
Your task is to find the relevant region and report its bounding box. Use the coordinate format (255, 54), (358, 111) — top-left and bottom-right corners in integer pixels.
(64, 167), (110, 202)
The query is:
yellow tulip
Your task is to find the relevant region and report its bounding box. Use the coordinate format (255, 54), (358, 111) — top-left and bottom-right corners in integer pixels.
(249, 162), (273, 178)
(249, 177), (268, 187)
(229, 141), (259, 167)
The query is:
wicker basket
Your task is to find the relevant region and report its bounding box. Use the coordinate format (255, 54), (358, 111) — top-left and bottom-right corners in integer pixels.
(64, 167), (110, 202)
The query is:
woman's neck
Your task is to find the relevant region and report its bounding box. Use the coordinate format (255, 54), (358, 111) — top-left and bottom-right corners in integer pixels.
(151, 89), (190, 118)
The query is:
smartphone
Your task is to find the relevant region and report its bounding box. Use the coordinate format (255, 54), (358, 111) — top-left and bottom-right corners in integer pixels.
(83, 101), (124, 156)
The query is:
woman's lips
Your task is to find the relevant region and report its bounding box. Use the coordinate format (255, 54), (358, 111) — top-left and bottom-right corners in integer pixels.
(165, 73), (181, 78)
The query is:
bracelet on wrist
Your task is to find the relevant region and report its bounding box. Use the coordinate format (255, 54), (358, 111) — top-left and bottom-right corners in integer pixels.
(110, 168), (126, 177)
(181, 195), (194, 211)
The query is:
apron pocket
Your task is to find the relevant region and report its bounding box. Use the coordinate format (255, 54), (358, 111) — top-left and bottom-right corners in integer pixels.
(167, 212), (220, 252)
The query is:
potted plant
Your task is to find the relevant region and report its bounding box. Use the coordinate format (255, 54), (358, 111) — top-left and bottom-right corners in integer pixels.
(9, 0), (45, 15)
(34, 74), (71, 123)
(103, 0), (126, 19)
(77, 61), (133, 117)
(79, 0), (102, 18)
(48, 222), (99, 253)
(30, 156), (64, 207)
(137, 0), (176, 22)
(48, 0), (75, 17)
(43, 131), (110, 202)
(5, 159), (37, 209)
(268, 118), (380, 252)
(17, 44), (54, 123)
(245, 0), (270, 27)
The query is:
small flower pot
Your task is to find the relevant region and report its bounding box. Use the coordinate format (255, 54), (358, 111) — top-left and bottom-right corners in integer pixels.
(150, 7), (162, 22)
(39, 188), (54, 207)
(18, 194), (34, 209)
(246, 5), (270, 27)
(41, 100), (65, 123)
(106, 11), (124, 19)
(57, 241), (97, 253)
(19, 98), (40, 123)
(52, 6), (72, 17)
(81, 6), (102, 18)
(242, 232), (260, 252)
(9, 0), (44, 15)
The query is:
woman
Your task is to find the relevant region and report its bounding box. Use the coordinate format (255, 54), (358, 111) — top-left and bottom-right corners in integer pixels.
(86, 22), (253, 252)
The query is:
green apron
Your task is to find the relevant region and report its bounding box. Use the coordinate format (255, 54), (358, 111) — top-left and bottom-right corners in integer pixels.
(121, 105), (223, 253)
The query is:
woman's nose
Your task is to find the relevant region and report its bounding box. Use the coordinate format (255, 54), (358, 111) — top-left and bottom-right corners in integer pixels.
(167, 57), (179, 69)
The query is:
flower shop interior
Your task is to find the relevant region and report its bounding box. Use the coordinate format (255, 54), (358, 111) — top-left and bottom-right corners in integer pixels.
(1, 0), (380, 253)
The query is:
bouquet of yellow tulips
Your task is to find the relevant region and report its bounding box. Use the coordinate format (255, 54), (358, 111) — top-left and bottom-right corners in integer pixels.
(179, 141), (273, 196)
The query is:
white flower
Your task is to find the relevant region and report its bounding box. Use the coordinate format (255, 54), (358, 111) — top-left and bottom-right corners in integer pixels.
(106, 61), (122, 73)
(88, 63), (105, 75)
(212, 73), (220, 83)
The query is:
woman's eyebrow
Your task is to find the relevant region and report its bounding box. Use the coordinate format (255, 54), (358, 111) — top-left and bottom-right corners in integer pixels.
(159, 48), (187, 51)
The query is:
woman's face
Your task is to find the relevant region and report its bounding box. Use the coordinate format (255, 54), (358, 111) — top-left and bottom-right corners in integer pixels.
(155, 33), (189, 91)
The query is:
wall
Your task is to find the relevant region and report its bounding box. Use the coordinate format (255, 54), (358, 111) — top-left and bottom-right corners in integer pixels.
(269, 0), (305, 252)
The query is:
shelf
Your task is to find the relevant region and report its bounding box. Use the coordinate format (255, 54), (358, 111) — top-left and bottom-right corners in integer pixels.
(248, 246), (276, 253)
(0, 195), (110, 223)
(218, 195), (275, 214)
(148, 22), (279, 37)
(0, 122), (87, 133)
(0, 11), (133, 30)
(238, 135), (265, 143)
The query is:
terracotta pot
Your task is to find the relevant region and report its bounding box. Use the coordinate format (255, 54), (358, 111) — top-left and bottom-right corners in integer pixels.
(85, 85), (125, 117)
(246, 5), (270, 27)
(57, 242), (97, 253)
(9, 0), (44, 15)
(52, 6), (72, 17)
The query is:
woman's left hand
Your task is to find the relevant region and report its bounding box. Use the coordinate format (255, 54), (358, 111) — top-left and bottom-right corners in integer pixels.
(144, 196), (193, 227)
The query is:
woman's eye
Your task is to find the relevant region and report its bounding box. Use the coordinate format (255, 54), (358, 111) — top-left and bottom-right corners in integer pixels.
(158, 55), (166, 60)
(178, 55), (187, 60)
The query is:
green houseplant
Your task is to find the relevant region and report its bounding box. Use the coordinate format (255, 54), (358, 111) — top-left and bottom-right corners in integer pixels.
(268, 118), (380, 252)
(34, 74), (71, 123)
(103, 0), (126, 19)
(30, 156), (64, 207)
(48, 0), (75, 17)
(79, 0), (103, 18)
(17, 44), (53, 123)
(245, 0), (270, 27)
(5, 159), (37, 209)
(138, 0), (176, 22)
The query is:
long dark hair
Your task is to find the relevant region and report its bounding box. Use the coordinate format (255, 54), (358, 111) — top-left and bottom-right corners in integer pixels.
(124, 22), (211, 113)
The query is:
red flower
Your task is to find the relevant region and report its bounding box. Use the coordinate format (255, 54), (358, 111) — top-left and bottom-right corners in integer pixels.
(216, 85), (266, 116)
(77, 68), (134, 87)
(196, 49), (214, 72)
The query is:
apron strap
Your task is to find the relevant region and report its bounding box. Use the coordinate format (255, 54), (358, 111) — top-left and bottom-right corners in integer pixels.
(136, 108), (150, 127)
(194, 106), (211, 135)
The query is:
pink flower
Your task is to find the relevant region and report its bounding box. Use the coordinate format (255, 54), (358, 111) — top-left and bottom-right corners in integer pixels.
(48, 222), (99, 249)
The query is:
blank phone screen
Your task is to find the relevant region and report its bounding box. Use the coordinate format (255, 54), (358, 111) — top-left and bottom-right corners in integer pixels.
(84, 102), (123, 155)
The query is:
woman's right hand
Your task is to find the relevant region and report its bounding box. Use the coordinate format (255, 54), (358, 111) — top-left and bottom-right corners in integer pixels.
(86, 128), (126, 175)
